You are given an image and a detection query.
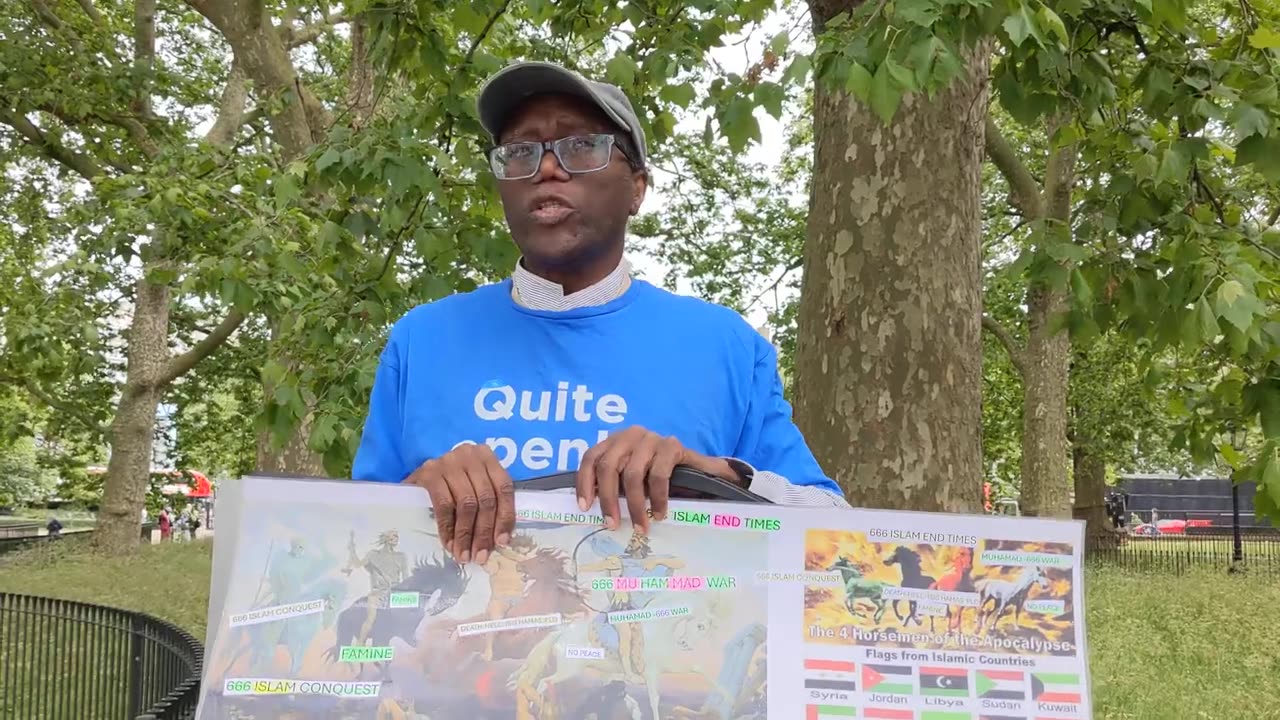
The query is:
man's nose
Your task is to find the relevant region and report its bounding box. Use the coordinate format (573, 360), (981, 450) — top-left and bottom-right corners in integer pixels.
(534, 145), (570, 181)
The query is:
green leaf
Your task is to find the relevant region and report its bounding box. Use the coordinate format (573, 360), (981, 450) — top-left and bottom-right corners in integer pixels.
(1070, 267), (1093, 306)
(753, 81), (787, 119)
(659, 82), (697, 108)
(1156, 146), (1190, 186)
(868, 61), (903, 124)
(316, 148), (341, 171)
(605, 53), (639, 87)
(1248, 27), (1280, 49)
(1262, 385), (1280, 440)
(1263, 450), (1280, 510)
(719, 97), (760, 152)
(1219, 442), (1244, 470)
(1002, 6), (1036, 47)
(1235, 134), (1280, 181)
(884, 58), (916, 93)
(845, 62), (873, 101)
(1196, 295), (1219, 340)
(1214, 280), (1264, 332)
(768, 31), (790, 56)
(1229, 103), (1270, 140)
(1217, 279), (1244, 306)
(1036, 5), (1069, 44)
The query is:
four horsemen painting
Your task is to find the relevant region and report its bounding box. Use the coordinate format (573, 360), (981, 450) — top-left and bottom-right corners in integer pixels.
(198, 498), (772, 720)
(802, 530), (1077, 657)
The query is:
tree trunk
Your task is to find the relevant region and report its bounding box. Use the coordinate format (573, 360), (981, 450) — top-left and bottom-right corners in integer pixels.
(1071, 433), (1110, 534)
(1017, 285), (1072, 517)
(792, 4), (987, 512)
(94, 280), (169, 553)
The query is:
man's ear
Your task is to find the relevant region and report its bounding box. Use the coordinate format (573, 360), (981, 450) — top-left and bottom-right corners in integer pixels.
(629, 169), (648, 216)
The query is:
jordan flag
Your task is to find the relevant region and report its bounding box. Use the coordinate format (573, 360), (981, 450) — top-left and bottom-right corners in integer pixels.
(1032, 672), (1082, 703)
(863, 664), (913, 695)
(976, 669), (1026, 700)
(920, 666), (969, 697)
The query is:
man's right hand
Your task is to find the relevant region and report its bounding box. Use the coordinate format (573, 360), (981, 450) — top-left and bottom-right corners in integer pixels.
(402, 443), (515, 566)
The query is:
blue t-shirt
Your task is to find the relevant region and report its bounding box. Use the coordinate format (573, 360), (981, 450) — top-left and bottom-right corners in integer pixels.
(351, 279), (840, 496)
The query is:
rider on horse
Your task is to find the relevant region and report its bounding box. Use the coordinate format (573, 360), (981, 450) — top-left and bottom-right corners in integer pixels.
(343, 529), (409, 644)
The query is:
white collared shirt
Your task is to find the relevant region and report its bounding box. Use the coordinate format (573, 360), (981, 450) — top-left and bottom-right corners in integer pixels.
(507, 257), (850, 509)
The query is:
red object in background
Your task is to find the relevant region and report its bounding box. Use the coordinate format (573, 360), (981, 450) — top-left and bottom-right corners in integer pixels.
(188, 471), (213, 498)
(983, 481), (992, 512)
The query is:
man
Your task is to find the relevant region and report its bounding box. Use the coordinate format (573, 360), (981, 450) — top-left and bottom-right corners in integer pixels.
(477, 532), (539, 660)
(341, 529), (409, 644)
(352, 60), (850, 567)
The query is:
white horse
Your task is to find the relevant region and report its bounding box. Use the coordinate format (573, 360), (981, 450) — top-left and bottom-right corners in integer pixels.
(974, 564), (1050, 633)
(518, 592), (735, 720)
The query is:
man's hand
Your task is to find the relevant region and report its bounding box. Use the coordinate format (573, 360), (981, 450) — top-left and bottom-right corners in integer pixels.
(403, 443), (515, 565)
(576, 426), (741, 531)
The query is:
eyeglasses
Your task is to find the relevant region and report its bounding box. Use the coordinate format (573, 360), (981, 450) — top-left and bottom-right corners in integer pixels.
(487, 133), (630, 180)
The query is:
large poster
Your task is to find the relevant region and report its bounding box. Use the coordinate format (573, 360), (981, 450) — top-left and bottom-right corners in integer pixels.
(196, 476), (1091, 720)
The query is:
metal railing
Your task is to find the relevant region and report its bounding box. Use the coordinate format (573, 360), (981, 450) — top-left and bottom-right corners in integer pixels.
(1086, 525), (1280, 575)
(0, 593), (203, 720)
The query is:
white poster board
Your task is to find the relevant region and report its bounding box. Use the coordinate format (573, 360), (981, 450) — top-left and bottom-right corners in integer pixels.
(196, 476), (1092, 720)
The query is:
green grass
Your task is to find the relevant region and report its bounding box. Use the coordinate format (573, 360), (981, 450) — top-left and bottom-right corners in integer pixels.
(2, 542), (1279, 719)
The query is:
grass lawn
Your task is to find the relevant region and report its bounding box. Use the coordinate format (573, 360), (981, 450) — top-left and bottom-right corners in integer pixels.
(2, 541), (1279, 719)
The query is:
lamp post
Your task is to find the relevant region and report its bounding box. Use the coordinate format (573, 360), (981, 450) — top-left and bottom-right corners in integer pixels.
(1230, 425), (1245, 568)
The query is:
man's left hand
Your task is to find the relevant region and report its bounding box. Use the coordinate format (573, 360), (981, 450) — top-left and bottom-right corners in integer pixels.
(576, 426), (742, 531)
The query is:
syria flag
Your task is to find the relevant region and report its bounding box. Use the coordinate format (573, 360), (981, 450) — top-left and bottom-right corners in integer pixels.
(920, 666), (969, 697)
(804, 659), (858, 692)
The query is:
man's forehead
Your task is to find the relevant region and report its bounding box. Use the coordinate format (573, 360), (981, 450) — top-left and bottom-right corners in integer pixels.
(500, 93), (616, 138)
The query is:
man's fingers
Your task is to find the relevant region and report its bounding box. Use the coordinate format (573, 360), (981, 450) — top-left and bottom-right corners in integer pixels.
(467, 460), (499, 565)
(647, 436), (682, 522)
(577, 445), (599, 514)
(484, 450), (516, 546)
(622, 433), (660, 531)
(409, 461), (455, 553)
(593, 441), (631, 530)
(445, 460), (479, 564)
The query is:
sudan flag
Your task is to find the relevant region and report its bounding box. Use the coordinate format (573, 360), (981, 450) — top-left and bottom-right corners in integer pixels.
(1031, 672), (1081, 703)
(975, 669), (1026, 700)
(920, 666), (969, 697)
(863, 664), (913, 695)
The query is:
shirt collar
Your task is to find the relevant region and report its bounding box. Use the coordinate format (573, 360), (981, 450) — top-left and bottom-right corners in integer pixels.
(511, 257), (632, 311)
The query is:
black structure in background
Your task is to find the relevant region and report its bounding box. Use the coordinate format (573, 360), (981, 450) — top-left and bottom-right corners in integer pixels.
(0, 592), (203, 720)
(1115, 473), (1271, 527)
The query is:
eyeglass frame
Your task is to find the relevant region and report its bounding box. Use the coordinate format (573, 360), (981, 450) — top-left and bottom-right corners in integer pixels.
(485, 133), (634, 181)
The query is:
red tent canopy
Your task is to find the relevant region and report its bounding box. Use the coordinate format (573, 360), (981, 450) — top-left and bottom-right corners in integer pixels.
(188, 471), (213, 498)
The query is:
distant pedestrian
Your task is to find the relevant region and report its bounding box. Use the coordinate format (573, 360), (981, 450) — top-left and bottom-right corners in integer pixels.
(158, 509), (171, 541)
(46, 517), (63, 538)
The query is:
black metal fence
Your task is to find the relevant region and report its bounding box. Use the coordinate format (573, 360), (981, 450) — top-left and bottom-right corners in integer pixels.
(0, 593), (203, 720)
(1086, 526), (1280, 575)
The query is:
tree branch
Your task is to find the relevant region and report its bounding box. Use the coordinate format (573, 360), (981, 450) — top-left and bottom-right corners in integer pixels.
(205, 60), (248, 148)
(982, 314), (1027, 377)
(75, 0), (103, 24)
(157, 309), (246, 387)
(0, 375), (108, 438)
(0, 109), (104, 180)
(284, 12), (351, 49)
(984, 114), (1045, 219)
(133, 0), (157, 122)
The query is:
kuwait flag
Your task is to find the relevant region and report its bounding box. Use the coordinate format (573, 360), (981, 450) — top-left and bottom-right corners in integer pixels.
(865, 709), (913, 720)
(1031, 672), (1082, 703)
(863, 664), (913, 695)
(805, 659), (858, 692)
(975, 669), (1026, 700)
(920, 666), (969, 697)
(807, 705), (858, 720)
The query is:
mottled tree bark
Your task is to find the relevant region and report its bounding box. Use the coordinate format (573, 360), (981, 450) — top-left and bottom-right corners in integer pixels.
(792, 2), (987, 512)
(1071, 435), (1111, 536)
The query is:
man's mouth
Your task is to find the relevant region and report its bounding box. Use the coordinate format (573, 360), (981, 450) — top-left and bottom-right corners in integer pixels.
(529, 197), (575, 225)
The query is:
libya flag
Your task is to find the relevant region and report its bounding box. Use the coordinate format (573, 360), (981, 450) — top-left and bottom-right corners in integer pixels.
(921, 712), (971, 720)
(975, 669), (1026, 700)
(863, 664), (913, 695)
(920, 666), (969, 697)
(1032, 672), (1082, 704)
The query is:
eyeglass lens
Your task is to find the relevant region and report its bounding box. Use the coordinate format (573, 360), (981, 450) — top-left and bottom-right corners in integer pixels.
(490, 135), (615, 179)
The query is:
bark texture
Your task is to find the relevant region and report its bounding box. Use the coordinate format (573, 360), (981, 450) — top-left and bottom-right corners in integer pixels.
(95, 281), (168, 553)
(1071, 436), (1111, 535)
(792, 3), (987, 512)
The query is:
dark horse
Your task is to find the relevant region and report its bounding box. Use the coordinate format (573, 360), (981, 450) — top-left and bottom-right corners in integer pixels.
(884, 545), (936, 628)
(324, 554), (471, 678)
